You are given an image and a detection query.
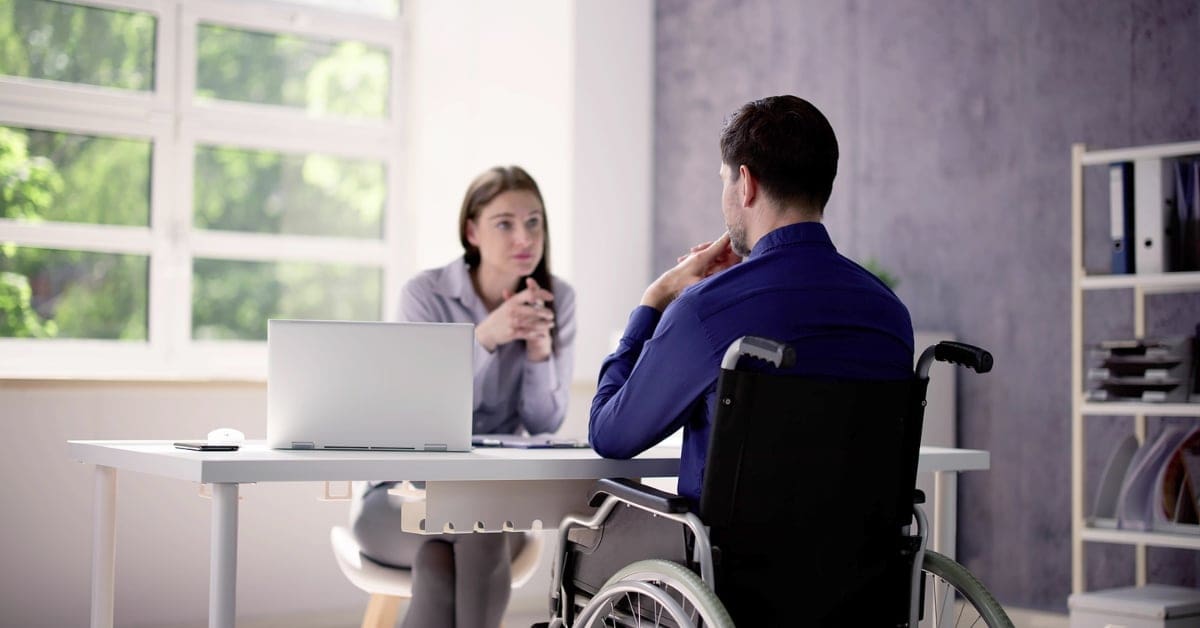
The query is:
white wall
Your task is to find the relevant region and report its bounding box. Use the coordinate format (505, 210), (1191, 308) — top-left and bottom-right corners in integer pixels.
(403, 0), (575, 283)
(569, 0), (654, 384)
(0, 2), (653, 627)
(404, 0), (653, 384)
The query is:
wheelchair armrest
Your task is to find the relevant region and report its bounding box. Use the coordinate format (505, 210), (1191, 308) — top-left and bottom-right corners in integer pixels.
(588, 478), (692, 514)
(913, 489), (925, 504)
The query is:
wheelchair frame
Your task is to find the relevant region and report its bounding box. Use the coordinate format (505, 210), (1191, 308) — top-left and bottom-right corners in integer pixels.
(543, 338), (1008, 628)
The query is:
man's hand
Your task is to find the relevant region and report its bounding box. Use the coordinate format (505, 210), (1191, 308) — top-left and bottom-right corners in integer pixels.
(475, 277), (556, 360)
(641, 233), (739, 311)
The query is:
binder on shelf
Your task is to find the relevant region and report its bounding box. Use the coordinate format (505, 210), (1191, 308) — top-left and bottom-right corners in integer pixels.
(1193, 160), (1200, 271)
(1110, 162), (1135, 274)
(1193, 324), (1200, 402)
(1134, 157), (1169, 275)
(1171, 159), (1196, 271)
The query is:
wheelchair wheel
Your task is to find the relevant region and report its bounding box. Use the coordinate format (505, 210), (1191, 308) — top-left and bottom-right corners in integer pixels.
(574, 559), (734, 628)
(921, 550), (1013, 628)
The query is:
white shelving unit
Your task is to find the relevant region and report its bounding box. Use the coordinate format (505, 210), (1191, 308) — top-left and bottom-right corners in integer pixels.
(1070, 140), (1200, 594)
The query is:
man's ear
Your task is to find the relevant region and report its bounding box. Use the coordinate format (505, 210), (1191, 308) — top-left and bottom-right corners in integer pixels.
(739, 164), (758, 208)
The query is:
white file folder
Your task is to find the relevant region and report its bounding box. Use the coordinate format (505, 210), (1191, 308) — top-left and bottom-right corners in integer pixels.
(1134, 157), (1169, 274)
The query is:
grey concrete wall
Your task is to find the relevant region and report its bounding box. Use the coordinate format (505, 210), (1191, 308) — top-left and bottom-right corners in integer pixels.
(654, 0), (1200, 612)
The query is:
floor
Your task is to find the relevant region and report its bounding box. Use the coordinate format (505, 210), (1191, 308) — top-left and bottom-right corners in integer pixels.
(220, 604), (1070, 628)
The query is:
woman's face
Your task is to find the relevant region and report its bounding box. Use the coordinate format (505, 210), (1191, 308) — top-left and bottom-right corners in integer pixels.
(466, 189), (545, 280)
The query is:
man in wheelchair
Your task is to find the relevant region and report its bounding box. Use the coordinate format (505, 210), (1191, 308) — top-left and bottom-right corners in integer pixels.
(546, 96), (1008, 627)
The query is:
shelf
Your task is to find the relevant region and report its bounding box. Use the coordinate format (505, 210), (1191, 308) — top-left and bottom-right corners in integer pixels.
(1071, 138), (1200, 593)
(1081, 402), (1200, 417)
(1081, 527), (1200, 550)
(1080, 271), (1200, 293)
(1080, 140), (1200, 166)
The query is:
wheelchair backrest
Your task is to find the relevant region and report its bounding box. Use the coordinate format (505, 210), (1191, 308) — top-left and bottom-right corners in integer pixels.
(698, 366), (929, 624)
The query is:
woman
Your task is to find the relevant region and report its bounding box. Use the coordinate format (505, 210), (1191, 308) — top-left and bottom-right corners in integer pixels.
(352, 165), (575, 628)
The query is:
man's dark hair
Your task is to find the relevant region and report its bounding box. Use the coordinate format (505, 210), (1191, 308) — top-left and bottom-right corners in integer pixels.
(719, 95), (839, 212)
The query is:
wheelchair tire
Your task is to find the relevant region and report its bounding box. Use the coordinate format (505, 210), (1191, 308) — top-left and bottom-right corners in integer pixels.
(574, 559), (734, 628)
(921, 550), (1013, 628)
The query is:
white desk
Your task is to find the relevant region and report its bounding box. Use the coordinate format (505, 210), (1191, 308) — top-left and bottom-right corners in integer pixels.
(68, 441), (988, 628)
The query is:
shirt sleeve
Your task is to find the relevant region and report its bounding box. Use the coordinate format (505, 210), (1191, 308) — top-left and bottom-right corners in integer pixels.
(589, 297), (720, 459)
(519, 280), (576, 434)
(397, 274), (444, 324)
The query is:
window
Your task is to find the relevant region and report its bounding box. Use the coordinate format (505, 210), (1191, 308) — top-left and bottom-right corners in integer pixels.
(0, 0), (405, 378)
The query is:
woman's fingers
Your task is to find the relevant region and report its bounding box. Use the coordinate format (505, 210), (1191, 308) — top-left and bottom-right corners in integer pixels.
(515, 278), (555, 304)
(514, 312), (555, 329)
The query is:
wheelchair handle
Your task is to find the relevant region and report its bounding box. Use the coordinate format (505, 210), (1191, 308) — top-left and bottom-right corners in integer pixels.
(721, 336), (796, 370)
(916, 341), (993, 378)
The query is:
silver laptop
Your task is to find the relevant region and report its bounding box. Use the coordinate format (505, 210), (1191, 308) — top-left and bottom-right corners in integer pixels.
(267, 319), (473, 451)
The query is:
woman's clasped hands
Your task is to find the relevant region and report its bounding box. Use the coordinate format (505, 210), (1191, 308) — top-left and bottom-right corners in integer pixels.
(475, 277), (556, 361)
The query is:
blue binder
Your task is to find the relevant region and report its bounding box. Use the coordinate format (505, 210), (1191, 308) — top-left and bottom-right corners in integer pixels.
(1110, 162), (1135, 274)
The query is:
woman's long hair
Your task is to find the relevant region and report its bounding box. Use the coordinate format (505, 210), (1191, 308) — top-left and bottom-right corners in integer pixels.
(458, 165), (557, 351)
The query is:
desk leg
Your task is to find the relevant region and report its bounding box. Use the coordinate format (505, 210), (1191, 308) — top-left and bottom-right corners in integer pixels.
(210, 483), (239, 628)
(931, 471), (957, 561)
(90, 466), (116, 628)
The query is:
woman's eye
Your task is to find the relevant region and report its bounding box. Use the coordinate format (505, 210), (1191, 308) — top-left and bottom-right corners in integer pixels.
(495, 221), (512, 230)
(526, 219), (542, 231)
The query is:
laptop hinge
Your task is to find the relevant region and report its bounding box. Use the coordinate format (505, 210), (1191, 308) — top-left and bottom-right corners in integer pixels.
(291, 441), (315, 449)
(423, 443), (448, 452)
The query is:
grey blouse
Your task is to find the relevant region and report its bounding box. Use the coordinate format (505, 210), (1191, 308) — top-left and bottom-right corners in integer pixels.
(398, 257), (575, 436)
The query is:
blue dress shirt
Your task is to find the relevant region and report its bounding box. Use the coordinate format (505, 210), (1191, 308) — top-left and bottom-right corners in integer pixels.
(589, 222), (914, 505)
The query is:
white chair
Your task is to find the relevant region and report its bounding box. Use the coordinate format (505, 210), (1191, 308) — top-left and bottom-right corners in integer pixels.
(330, 482), (545, 628)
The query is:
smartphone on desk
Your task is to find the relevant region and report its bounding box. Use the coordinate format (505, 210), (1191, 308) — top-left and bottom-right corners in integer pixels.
(174, 442), (240, 452)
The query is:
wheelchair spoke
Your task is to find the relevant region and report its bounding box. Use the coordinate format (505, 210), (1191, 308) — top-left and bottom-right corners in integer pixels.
(921, 550), (1013, 628)
(932, 578), (941, 627)
(568, 560), (733, 628)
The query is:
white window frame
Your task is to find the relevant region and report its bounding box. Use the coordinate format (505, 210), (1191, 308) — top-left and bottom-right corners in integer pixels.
(0, 0), (407, 380)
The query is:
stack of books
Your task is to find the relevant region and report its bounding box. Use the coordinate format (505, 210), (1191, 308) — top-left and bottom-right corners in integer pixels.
(1086, 337), (1196, 403)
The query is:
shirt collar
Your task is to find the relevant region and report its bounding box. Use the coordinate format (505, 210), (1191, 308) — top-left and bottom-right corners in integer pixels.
(747, 221), (834, 259)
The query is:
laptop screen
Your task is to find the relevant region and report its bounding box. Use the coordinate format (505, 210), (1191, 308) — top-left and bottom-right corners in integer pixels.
(266, 319), (474, 451)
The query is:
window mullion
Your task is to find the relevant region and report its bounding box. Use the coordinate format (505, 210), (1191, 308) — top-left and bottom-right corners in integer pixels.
(172, 1), (198, 364)
(191, 231), (389, 266)
(141, 0), (181, 368)
(0, 219), (154, 254)
(182, 106), (396, 160)
(189, 0), (404, 47)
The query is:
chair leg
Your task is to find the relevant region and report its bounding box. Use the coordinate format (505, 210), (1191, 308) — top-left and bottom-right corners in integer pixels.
(361, 593), (402, 628)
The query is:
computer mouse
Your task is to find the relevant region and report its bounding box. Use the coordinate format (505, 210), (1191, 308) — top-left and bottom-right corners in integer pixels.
(207, 428), (246, 446)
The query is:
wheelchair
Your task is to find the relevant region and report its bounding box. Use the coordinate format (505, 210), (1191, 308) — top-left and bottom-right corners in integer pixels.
(541, 337), (1012, 627)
